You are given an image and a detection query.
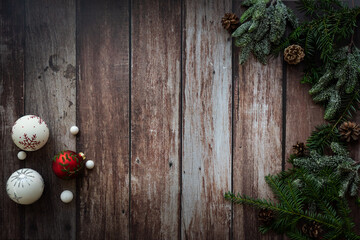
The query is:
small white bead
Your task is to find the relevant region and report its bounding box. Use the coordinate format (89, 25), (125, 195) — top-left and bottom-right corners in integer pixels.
(17, 151), (27, 160)
(86, 160), (95, 169)
(70, 126), (79, 135)
(60, 190), (73, 203)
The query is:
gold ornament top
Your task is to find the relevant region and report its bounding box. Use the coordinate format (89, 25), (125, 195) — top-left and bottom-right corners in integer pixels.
(79, 152), (86, 160)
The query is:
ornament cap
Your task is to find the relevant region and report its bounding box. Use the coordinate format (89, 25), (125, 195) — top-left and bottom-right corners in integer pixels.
(79, 152), (86, 160)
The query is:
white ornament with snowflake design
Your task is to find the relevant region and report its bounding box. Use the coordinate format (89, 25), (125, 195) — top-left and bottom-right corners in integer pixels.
(11, 115), (49, 151)
(6, 168), (44, 205)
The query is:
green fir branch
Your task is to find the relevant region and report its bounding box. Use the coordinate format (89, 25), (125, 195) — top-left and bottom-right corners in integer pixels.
(225, 164), (359, 238)
(307, 90), (360, 153)
(225, 192), (342, 231)
(232, 0), (298, 64)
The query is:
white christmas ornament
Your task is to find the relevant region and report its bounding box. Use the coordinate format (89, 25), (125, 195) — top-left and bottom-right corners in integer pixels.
(85, 160), (95, 169)
(11, 115), (49, 151)
(6, 168), (44, 205)
(60, 190), (73, 203)
(17, 151), (27, 160)
(70, 126), (79, 135)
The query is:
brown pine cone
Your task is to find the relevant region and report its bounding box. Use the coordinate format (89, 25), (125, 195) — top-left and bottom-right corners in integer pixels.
(258, 208), (274, 225)
(301, 221), (323, 239)
(339, 121), (360, 142)
(221, 13), (240, 33)
(293, 142), (306, 157)
(284, 45), (305, 64)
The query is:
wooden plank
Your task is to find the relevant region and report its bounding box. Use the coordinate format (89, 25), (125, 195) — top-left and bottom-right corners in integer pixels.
(285, 65), (325, 164)
(182, 0), (232, 239)
(282, 1), (325, 165)
(24, 0), (76, 238)
(232, 3), (283, 240)
(232, 55), (283, 240)
(77, 0), (130, 239)
(130, 0), (181, 239)
(0, 0), (24, 239)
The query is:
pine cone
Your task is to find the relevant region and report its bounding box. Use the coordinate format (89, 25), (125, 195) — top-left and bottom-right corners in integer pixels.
(258, 209), (274, 225)
(221, 13), (240, 33)
(301, 221), (323, 239)
(284, 45), (305, 64)
(339, 121), (360, 142)
(293, 142), (306, 157)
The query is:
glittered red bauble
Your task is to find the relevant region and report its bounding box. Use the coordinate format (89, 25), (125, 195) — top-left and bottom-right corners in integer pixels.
(52, 150), (86, 179)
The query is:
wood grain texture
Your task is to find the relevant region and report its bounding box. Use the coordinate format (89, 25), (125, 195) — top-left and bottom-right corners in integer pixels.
(182, 0), (232, 239)
(285, 64), (325, 164)
(1, 1), (359, 239)
(77, 0), (130, 239)
(0, 0), (24, 239)
(232, 53), (283, 239)
(24, 0), (76, 238)
(130, 0), (181, 239)
(282, 1), (325, 167)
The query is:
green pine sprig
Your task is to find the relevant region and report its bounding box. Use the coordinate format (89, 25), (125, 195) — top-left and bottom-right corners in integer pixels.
(274, 1), (360, 64)
(306, 90), (360, 153)
(233, 0), (298, 64)
(225, 166), (360, 239)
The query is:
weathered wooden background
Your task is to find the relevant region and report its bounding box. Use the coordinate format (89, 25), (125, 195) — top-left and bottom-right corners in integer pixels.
(1, 0), (359, 239)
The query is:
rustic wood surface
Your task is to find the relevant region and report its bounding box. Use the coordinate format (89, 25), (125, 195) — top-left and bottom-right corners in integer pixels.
(24, 0), (76, 238)
(130, 0), (181, 239)
(0, 0), (359, 239)
(233, 53), (283, 240)
(0, 1), (24, 239)
(182, 0), (232, 239)
(285, 64), (326, 164)
(77, 0), (130, 238)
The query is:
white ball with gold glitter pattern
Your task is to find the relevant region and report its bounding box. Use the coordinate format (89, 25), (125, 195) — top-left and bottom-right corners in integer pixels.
(11, 115), (49, 151)
(6, 168), (45, 205)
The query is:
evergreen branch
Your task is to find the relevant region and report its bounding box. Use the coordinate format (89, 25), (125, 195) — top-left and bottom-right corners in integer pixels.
(297, 169), (338, 219)
(340, 90), (360, 122)
(298, 0), (345, 17)
(225, 192), (339, 229)
(306, 124), (340, 153)
(225, 1), (360, 237)
(275, 7), (360, 63)
(306, 90), (360, 153)
(232, 0), (298, 64)
(266, 175), (296, 210)
(286, 230), (312, 240)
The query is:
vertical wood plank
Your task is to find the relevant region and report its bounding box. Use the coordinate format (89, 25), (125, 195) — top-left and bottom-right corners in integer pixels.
(285, 65), (325, 164)
(0, 0), (24, 239)
(77, 0), (130, 239)
(24, 0), (76, 238)
(283, 1), (325, 165)
(232, 56), (283, 240)
(130, 0), (181, 239)
(182, 0), (232, 239)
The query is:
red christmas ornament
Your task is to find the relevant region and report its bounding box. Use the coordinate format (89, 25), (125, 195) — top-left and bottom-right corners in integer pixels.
(52, 150), (86, 179)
